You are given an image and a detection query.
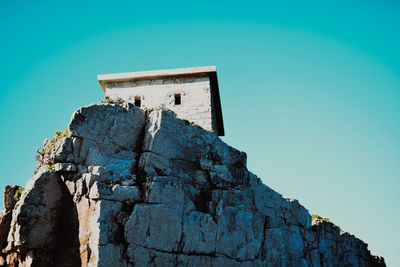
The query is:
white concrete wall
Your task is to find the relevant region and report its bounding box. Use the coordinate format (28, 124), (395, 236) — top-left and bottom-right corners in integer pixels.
(105, 75), (217, 133)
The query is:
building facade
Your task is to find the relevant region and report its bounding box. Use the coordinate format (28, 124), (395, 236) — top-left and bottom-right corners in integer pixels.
(98, 66), (224, 136)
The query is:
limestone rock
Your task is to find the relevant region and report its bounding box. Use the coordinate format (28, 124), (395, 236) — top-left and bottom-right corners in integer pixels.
(55, 162), (76, 172)
(5, 169), (62, 250)
(0, 186), (19, 252)
(0, 103), (386, 266)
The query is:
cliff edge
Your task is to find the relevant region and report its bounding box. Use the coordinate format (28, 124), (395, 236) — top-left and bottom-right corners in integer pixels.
(0, 103), (385, 266)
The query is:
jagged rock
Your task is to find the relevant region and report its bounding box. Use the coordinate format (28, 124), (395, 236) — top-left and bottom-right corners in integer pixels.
(0, 186), (19, 253)
(3, 186), (19, 211)
(55, 162), (77, 172)
(5, 169), (62, 251)
(0, 103), (386, 266)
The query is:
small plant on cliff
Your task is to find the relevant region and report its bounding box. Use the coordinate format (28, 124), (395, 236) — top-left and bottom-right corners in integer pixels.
(36, 128), (69, 172)
(37, 128), (70, 155)
(99, 96), (112, 104)
(50, 129), (69, 148)
(311, 214), (330, 222)
(14, 186), (24, 201)
(46, 161), (56, 172)
(99, 96), (124, 105)
(190, 121), (204, 129)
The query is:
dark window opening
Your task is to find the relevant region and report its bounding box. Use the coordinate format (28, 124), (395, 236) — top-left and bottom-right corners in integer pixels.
(175, 94), (181, 105)
(134, 96), (141, 107)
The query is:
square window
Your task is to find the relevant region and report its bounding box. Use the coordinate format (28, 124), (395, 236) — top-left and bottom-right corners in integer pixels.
(175, 94), (181, 105)
(134, 96), (141, 107)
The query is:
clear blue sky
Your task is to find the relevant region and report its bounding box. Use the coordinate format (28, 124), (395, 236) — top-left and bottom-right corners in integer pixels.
(1, 0), (399, 265)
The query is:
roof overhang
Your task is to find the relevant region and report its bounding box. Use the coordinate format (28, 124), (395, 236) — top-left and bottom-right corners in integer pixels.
(97, 66), (217, 93)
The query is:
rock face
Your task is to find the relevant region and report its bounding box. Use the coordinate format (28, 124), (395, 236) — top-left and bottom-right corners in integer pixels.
(0, 103), (385, 267)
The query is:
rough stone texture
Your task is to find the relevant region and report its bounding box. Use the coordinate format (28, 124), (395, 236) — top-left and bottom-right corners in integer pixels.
(105, 75), (220, 135)
(0, 186), (19, 253)
(0, 103), (385, 266)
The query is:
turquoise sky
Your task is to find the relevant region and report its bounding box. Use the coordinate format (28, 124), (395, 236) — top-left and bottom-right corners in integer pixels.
(1, 0), (399, 265)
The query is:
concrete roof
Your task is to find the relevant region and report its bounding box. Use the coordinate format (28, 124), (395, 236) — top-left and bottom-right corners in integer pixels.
(97, 66), (217, 92)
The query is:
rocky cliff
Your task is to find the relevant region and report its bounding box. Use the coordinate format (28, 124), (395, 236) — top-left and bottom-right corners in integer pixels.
(0, 103), (385, 267)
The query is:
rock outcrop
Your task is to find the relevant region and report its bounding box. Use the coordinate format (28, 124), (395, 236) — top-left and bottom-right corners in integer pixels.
(0, 103), (385, 266)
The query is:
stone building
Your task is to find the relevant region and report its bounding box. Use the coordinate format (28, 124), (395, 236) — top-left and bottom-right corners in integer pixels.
(97, 66), (224, 136)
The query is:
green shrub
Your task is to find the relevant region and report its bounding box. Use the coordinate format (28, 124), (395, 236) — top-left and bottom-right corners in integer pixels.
(99, 96), (124, 104)
(46, 162), (56, 172)
(38, 128), (69, 155)
(311, 214), (330, 222)
(36, 128), (69, 172)
(14, 186), (24, 201)
(99, 96), (110, 103)
(50, 128), (69, 148)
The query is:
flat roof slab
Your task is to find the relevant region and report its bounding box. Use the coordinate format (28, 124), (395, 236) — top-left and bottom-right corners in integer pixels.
(98, 66), (217, 92)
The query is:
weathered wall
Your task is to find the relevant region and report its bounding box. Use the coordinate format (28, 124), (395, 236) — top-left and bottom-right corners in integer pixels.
(0, 104), (385, 267)
(105, 75), (218, 133)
